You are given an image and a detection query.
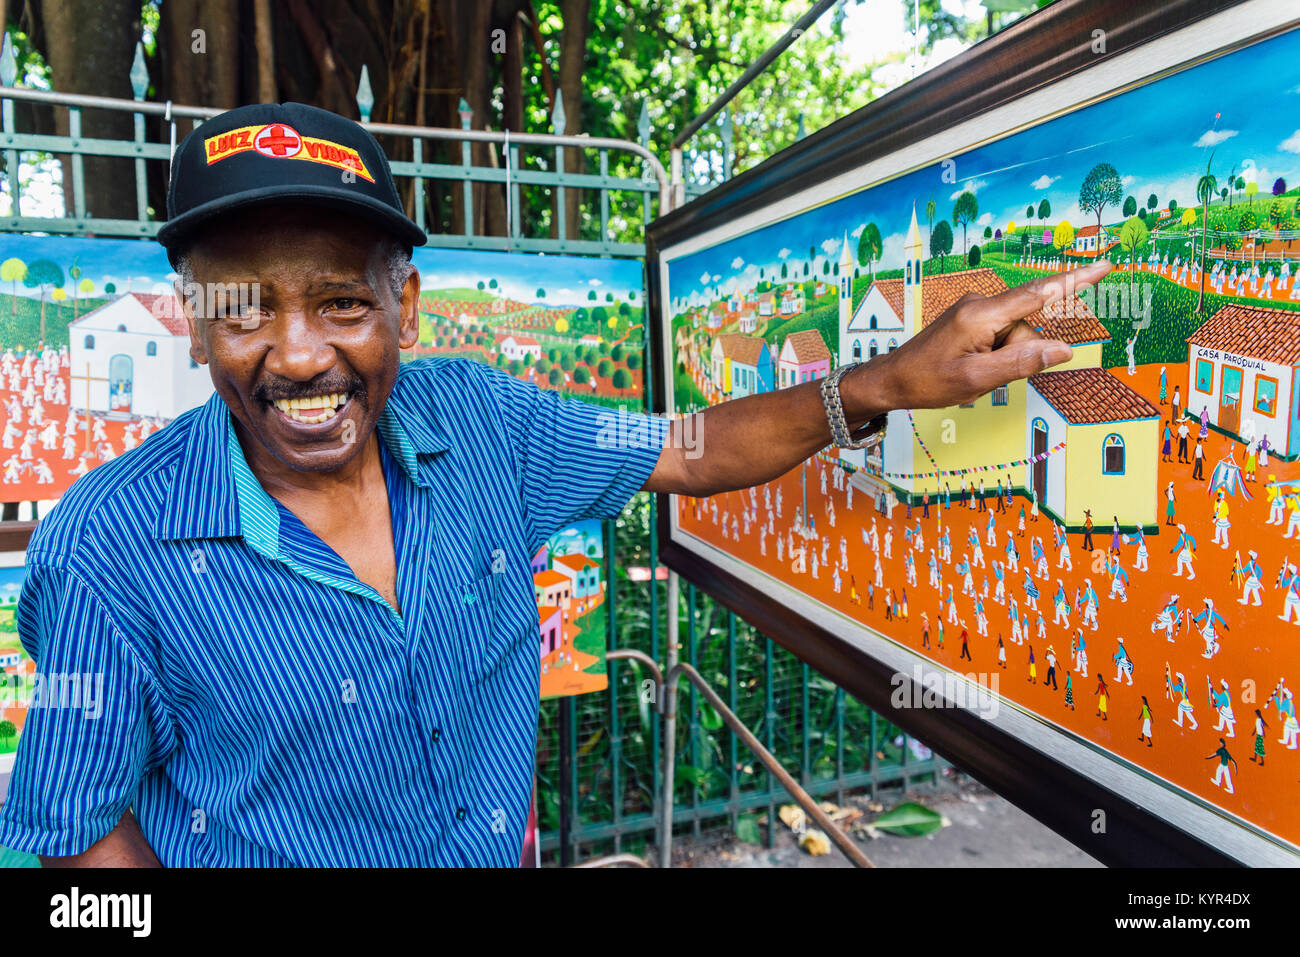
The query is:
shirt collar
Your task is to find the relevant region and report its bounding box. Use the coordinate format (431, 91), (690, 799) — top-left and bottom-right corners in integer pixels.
(155, 363), (450, 544)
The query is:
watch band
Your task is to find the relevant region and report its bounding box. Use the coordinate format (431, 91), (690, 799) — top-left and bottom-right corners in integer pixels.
(820, 362), (887, 450)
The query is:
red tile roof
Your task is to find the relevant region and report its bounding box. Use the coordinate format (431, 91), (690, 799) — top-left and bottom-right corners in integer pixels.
(918, 268), (1111, 345)
(866, 277), (905, 320)
(75, 292), (189, 336)
(1186, 303), (1300, 365)
(714, 333), (770, 366)
(780, 329), (830, 364)
(554, 554), (600, 571)
(534, 569), (569, 587)
(1028, 367), (1161, 424)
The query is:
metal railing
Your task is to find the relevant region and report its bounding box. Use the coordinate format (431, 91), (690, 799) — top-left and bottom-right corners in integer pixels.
(0, 32), (947, 867)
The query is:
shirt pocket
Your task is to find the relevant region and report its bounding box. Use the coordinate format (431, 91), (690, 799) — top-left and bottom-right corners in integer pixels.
(452, 569), (524, 683)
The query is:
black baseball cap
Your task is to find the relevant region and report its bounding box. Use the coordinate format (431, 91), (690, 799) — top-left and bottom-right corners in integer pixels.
(157, 102), (426, 267)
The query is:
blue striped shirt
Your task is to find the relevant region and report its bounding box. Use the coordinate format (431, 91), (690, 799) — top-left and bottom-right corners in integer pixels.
(0, 357), (667, 866)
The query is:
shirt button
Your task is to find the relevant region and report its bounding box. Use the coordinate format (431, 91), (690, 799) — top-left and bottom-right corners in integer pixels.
(431, 728), (441, 743)
(455, 807), (467, 821)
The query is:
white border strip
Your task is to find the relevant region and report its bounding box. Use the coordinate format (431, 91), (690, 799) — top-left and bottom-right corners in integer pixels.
(656, 0), (1300, 866)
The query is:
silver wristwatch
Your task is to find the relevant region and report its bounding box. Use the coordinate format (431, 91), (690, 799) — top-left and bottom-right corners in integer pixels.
(820, 362), (887, 450)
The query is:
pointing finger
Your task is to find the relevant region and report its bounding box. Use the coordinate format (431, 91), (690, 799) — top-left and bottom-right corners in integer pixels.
(963, 337), (1073, 398)
(977, 260), (1113, 333)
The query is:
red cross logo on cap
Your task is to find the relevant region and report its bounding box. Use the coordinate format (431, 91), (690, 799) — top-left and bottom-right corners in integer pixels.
(254, 123), (302, 158)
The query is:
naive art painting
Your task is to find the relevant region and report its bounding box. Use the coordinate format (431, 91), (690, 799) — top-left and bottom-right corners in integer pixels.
(0, 239), (642, 706)
(659, 24), (1300, 853)
(533, 519), (611, 699)
(0, 561), (25, 802)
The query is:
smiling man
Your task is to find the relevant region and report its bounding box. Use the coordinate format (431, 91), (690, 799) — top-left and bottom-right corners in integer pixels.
(0, 103), (1108, 867)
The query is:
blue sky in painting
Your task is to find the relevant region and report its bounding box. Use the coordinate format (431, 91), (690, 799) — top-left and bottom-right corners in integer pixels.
(0, 237), (643, 310)
(0, 566), (24, 603)
(549, 519), (604, 560)
(668, 26), (1300, 309)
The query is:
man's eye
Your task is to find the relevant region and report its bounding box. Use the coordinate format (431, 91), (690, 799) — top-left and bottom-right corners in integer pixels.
(330, 298), (367, 311)
(220, 308), (268, 326)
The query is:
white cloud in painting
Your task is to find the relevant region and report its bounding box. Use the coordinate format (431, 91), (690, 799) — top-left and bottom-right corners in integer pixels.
(952, 178), (986, 198)
(1030, 174), (1058, 191)
(1120, 175), (1135, 187)
(588, 278), (603, 286)
(976, 212), (993, 227)
(1280, 131), (1300, 154)
(850, 223), (865, 238)
(777, 247), (791, 259)
(1194, 128), (1237, 147)
(731, 256), (745, 270)
(712, 274), (721, 283)
(699, 270), (711, 284)
(820, 238), (840, 256)
(558, 288), (574, 295)
(875, 230), (909, 273)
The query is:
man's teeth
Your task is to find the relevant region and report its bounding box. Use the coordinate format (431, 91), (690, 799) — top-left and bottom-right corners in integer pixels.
(272, 392), (350, 424)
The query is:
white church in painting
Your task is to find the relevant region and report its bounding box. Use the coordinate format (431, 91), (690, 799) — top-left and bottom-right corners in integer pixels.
(68, 292), (213, 420)
(833, 204), (1159, 528)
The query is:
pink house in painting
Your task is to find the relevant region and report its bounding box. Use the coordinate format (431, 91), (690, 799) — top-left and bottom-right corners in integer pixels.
(777, 329), (831, 388)
(538, 604), (563, 658)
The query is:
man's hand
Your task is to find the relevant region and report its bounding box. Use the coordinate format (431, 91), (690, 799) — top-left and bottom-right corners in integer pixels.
(645, 259), (1113, 497)
(841, 259), (1112, 415)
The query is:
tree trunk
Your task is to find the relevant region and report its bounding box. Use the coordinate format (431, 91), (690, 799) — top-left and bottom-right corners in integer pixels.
(555, 0), (589, 242)
(38, 0), (142, 222)
(253, 0), (277, 103)
(158, 0), (242, 108)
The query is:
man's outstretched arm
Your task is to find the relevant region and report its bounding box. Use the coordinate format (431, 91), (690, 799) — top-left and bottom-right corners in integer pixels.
(38, 808), (161, 868)
(644, 260), (1111, 497)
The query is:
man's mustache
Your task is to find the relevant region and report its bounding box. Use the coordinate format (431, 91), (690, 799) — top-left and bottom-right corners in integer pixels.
(254, 379), (364, 402)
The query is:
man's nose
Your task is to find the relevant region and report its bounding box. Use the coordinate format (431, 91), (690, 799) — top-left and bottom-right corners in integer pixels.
(263, 309), (334, 381)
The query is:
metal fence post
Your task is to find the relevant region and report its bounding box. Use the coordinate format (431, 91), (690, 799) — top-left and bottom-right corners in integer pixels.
(659, 569), (680, 867)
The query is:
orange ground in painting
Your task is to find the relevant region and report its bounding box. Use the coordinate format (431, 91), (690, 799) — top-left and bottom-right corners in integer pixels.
(678, 360), (1300, 849)
(539, 586), (608, 699)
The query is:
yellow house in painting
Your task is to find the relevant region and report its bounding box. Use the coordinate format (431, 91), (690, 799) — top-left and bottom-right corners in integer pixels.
(839, 204), (1160, 528)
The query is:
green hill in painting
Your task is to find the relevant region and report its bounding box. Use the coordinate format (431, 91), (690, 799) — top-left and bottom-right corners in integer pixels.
(0, 293), (111, 351)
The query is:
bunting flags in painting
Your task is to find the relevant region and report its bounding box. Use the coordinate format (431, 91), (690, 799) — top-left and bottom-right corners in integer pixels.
(870, 409), (1067, 482)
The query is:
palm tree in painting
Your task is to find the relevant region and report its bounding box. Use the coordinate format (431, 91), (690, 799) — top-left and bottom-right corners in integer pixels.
(1195, 150), (1218, 315)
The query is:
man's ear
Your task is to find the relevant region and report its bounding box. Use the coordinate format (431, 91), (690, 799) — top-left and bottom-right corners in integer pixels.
(398, 264), (420, 351)
(175, 278), (207, 366)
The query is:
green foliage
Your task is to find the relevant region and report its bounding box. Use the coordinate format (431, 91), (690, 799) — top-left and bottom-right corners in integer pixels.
(1118, 215), (1148, 264)
(734, 814), (763, 845)
(857, 221), (883, 272)
(967, 245), (981, 266)
(1037, 198), (1051, 219)
(1079, 162), (1123, 227)
(871, 801), (944, 837)
(22, 259), (63, 294)
(951, 190), (979, 251)
(930, 219), (954, 260)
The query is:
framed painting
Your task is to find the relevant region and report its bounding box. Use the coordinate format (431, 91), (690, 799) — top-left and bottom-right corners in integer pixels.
(0, 239), (645, 705)
(648, 0), (1300, 865)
